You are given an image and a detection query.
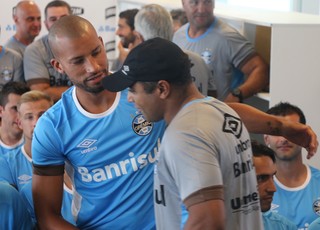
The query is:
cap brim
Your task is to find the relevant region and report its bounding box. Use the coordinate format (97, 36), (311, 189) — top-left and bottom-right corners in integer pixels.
(102, 70), (135, 92)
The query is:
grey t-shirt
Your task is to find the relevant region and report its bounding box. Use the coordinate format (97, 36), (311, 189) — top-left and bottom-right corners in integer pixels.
(185, 50), (213, 96)
(154, 97), (263, 230)
(4, 36), (26, 57)
(0, 47), (24, 90)
(173, 18), (255, 100)
(24, 35), (71, 87)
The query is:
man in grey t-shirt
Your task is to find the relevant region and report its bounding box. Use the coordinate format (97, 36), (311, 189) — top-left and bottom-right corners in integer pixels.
(5, 1), (41, 57)
(24, 1), (72, 102)
(173, 0), (269, 101)
(133, 4), (213, 95)
(103, 37), (264, 230)
(0, 47), (24, 91)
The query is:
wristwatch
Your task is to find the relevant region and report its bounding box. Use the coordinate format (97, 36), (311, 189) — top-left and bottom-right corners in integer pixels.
(232, 88), (243, 103)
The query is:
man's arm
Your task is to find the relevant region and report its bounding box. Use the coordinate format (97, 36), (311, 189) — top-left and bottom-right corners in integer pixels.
(225, 54), (269, 102)
(184, 200), (225, 230)
(32, 173), (78, 229)
(228, 102), (318, 158)
(29, 82), (68, 102)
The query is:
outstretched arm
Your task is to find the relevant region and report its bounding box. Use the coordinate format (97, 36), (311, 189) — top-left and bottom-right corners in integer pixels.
(33, 172), (78, 229)
(228, 102), (318, 159)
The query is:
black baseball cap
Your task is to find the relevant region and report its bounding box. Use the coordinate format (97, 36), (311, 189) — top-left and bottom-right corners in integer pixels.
(102, 37), (190, 92)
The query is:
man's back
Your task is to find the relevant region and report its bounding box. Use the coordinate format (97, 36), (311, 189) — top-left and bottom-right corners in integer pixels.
(154, 97), (263, 229)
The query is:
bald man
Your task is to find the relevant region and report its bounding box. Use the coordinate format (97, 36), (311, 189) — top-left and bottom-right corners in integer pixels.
(5, 1), (41, 56)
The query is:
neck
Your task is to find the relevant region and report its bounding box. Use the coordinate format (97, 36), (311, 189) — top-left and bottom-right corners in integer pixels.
(14, 33), (34, 46)
(164, 84), (204, 125)
(0, 127), (22, 146)
(188, 17), (215, 38)
(24, 140), (32, 158)
(275, 156), (307, 187)
(75, 88), (117, 114)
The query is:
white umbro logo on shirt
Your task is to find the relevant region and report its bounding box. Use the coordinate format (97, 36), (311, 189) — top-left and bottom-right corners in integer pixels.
(77, 139), (97, 148)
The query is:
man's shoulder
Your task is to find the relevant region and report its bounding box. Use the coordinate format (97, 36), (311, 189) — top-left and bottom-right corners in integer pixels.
(263, 211), (297, 229)
(309, 165), (320, 178)
(24, 35), (47, 55)
(4, 47), (22, 59)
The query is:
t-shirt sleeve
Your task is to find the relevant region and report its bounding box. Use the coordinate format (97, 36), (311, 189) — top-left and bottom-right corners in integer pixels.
(164, 126), (223, 204)
(32, 115), (66, 168)
(24, 44), (50, 83)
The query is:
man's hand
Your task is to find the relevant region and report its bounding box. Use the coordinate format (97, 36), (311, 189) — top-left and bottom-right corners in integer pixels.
(280, 119), (318, 159)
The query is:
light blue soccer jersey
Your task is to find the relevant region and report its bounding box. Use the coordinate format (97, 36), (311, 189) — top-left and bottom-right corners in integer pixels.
(271, 165), (320, 229)
(20, 181), (75, 225)
(0, 137), (24, 155)
(32, 87), (165, 229)
(0, 145), (32, 191)
(0, 182), (34, 229)
(263, 210), (297, 230)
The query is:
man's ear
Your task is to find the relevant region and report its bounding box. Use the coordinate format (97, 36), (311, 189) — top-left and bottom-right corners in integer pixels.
(157, 80), (170, 99)
(50, 59), (65, 74)
(17, 117), (22, 130)
(133, 31), (143, 47)
(98, 36), (104, 45)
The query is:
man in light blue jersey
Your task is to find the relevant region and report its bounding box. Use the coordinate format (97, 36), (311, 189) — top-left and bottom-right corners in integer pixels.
(0, 90), (75, 225)
(31, 15), (165, 230)
(32, 15), (318, 230)
(0, 81), (29, 155)
(251, 141), (297, 230)
(265, 102), (320, 229)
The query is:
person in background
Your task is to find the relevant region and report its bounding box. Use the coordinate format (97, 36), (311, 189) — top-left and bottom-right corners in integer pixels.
(112, 8), (140, 71)
(103, 37), (264, 230)
(251, 141), (297, 230)
(24, 0), (72, 102)
(173, 0), (269, 102)
(170, 8), (188, 33)
(0, 182), (34, 229)
(0, 27), (24, 90)
(0, 81), (30, 155)
(264, 102), (320, 229)
(0, 90), (74, 225)
(0, 90), (53, 191)
(5, 1), (41, 56)
(134, 4), (212, 95)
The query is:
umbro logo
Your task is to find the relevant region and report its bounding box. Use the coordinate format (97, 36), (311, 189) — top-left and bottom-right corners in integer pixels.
(18, 174), (32, 184)
(222, 113), (242, 139)
(270, 203), (279, 211)
(77, 139), (97, 148)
